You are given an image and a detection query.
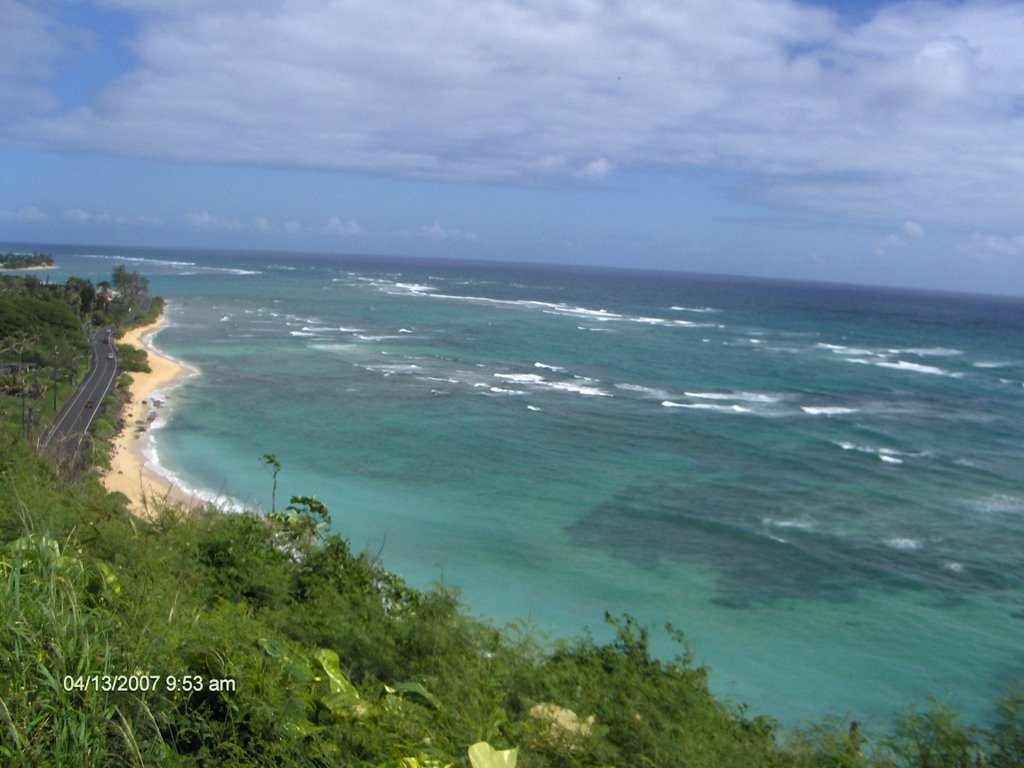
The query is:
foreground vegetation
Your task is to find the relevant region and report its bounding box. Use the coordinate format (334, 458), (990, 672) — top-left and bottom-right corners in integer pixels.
(1, 273), (1022, 766)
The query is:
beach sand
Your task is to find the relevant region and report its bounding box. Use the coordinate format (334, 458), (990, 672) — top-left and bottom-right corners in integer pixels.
(101, 315), (200, 516)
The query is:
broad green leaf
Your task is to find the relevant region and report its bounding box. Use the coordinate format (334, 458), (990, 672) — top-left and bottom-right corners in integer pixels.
(384, 681), (440, 709)
(313, 648), (359, 699)
(468, 741), (517, 768)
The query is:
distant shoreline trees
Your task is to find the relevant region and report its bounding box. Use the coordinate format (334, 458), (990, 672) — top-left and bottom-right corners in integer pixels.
(0, 252), (54, 269)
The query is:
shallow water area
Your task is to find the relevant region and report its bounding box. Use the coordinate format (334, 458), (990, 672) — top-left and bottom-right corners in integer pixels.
(36, 245), (1024, 729)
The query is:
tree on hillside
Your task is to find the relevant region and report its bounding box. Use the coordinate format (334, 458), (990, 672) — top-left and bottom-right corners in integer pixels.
(1, 330), (40, 438)
(63, 277), (96, 318)
(112, 265), (149, 306)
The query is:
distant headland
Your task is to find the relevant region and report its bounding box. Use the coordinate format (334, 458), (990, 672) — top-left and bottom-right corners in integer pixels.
(0, 252), (55, 270)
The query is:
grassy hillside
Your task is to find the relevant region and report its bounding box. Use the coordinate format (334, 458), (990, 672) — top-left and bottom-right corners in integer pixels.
(1, 276), (1021, 766)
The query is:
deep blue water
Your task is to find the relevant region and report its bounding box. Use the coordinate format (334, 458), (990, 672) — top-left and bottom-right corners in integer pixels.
(15, 244), (1024, 729)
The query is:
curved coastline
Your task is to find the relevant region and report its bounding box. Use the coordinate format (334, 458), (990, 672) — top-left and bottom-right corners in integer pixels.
(101, 305), (205, 515)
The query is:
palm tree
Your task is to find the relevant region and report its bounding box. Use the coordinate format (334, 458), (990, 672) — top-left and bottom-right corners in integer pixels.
(261, 453), (282, 513)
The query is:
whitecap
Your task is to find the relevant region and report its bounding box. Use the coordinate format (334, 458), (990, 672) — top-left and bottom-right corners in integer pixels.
(874, 360), (962, 377)
(662, 401), (750, 413)
(489, 387), (527, 395)
(387, 282), (437, 295)
(546, 381), (612, 397)
(534, 362), (566, 372)
(835, 442), (907, 463)
(885, 538), (923, 551)
(801, 406), (859, 415)
(615, 383), (671, 399)
(887, 347), (963, 357)
(670, 306), (720, 313)
(527, 405), (542, 412)
(684, 391), (782, 403)
(818, 343), (876, 356)
(763, 518), (815, 530)
(494, 373), (546, 384)
(943, 562), (965, 573)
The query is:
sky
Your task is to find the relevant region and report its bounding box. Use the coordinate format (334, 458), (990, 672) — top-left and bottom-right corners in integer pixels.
(2, 0), (1024, 295)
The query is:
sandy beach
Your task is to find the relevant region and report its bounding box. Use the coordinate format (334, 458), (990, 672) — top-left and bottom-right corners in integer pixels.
(101, 314), (200, 516)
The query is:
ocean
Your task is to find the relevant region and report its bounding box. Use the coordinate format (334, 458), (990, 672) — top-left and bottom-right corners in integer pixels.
(27, 244), (1024, 729)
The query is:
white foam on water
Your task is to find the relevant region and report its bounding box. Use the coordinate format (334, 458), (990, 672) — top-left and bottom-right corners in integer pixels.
(492, 371), (612, 397)
(835, 442), (907, 463)
(943, 562), (965, 573)
(526, 405), (542, 411)
(972, 361), (1014, 368)
(874, 360), (963, 377)
(763, 518), (815, 530)
(817, 343), (876, 356)
(546, 381), (612, 397)
(885, 537), (923, 550)
(887, 347), (963, 357)
(662, 401), (751, 413)
(494, 373), (546, 384)
(971, 493), (1024, 514)
(684, 391), (783, 403)
(800, 406), (859, 415)
(615, 383), (672, 399)
(489, 387), (527, 395)
(534, 362), (566, 372)
(670, 306), (720, 313)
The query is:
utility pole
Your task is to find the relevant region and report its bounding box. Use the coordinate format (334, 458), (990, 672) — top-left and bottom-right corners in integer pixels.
(53, 344), (59, 412)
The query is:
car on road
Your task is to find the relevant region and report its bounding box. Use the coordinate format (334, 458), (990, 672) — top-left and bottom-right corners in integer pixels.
(85, 400), (94, 409)
(107, 352), (115, 360)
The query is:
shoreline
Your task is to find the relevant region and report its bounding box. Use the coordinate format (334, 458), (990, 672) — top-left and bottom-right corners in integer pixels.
(100, 309), (202, 516)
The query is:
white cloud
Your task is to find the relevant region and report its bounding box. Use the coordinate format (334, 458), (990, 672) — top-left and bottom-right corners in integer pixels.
(184, 210), (242, 229)
(0, 206), (47, 222)
(322, 217), (363, 237)
(0, 1), (88, 114)
(958, 231), (1024, 259)
(579, 158), (613, 179)
(875, 219), (926, 255)
(9, 1), (1024, 227)
(63, 207), (129, 224)
(283, 220), (303, 234)
(254, 217), (270, 232)
(420, 222), (477, 241)
(903, 220), (924, 239)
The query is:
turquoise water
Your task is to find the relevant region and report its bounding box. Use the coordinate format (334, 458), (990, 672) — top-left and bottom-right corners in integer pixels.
(30, 245), (1024, 729)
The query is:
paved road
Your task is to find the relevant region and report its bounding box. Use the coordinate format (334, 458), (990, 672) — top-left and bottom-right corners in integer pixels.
(43, 327), (119, 457)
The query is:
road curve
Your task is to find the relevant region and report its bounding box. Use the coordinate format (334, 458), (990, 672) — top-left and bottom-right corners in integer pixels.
(44, 327), (119, 457)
